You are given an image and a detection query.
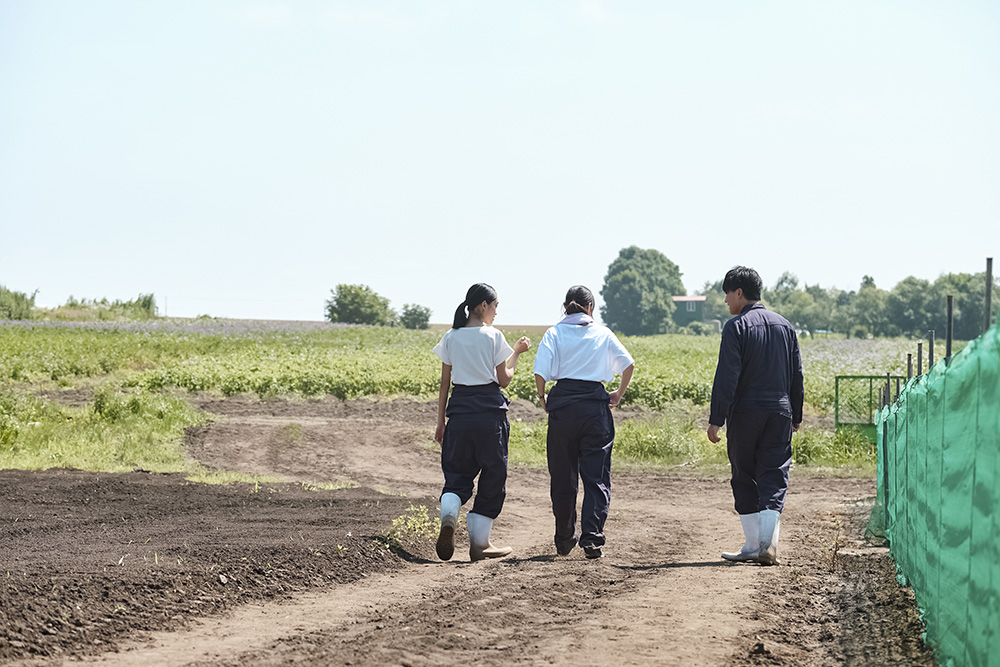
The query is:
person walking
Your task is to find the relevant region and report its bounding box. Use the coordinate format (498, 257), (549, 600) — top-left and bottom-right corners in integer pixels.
(433, 283), (530, 562)
(533, 285), (634, 559)
(707, 266), (804, 566)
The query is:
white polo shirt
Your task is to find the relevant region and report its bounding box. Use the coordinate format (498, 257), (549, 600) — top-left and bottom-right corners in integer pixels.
(533, 316), (634, 383)
(432, 326), (515, 386)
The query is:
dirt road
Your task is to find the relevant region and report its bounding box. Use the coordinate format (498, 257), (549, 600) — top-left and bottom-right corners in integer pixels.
(1, 396), (934, 665)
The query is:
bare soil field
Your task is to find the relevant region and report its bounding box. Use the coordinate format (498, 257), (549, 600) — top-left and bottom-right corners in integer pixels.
(1, 396), (935, 666)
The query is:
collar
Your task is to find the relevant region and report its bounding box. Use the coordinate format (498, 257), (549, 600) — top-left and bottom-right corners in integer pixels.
(557, 313), (594, 326)
(741, 302), (765, 315)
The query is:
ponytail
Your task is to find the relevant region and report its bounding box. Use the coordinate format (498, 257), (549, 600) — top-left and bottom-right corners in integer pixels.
(452, 282), (498, 329)
(452, 302), (470, 329)
(563, 285), (595, 315)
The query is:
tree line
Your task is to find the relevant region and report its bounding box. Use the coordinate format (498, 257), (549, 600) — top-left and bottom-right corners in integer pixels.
(749, 270), (999, 340)
(600, 246), (999, 340)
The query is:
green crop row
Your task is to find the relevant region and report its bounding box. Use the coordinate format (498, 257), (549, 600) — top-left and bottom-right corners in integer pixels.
(1, 322), (931, 413)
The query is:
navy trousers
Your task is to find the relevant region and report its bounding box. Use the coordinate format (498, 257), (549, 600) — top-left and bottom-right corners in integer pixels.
(441, 384), (510, 520)
(726, 410), (793, 514)
(546, 383), (614, 551)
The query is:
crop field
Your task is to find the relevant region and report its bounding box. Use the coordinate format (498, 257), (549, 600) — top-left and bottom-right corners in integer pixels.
(0, 320), (938, 665)
(0, 319), (932, 475)
(0, 319), (943, 475)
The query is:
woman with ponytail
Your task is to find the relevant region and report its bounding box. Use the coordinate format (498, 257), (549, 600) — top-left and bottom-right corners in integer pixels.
(533, 285), (634, 559)
(432, 283), (530, 562)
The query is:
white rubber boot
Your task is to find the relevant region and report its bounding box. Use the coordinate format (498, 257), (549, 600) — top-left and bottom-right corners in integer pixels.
(722, 512), (760, 562)
(467, 512), (512, 562)
(436, 493), (461, 561)
(758, 509), (781, 566)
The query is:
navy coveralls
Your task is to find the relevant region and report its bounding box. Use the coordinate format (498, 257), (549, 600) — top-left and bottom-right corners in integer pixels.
(709, 303), (804, 515)
(441, 383), (510, 520)
(546, 379), (614, 552)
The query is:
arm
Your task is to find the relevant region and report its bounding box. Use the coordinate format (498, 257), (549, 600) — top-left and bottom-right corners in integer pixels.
(609, 363), (634, 408)
(707, 324), (741, 443)
(435, 363), (451, 444)
(496, 336), (530, 388)
(790, 336), (804, 431)
(535, 373), (548, 412)
(708, 325), (741, 427)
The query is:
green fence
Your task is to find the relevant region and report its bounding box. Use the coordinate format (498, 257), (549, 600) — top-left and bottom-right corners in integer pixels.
(872, 324), (999, 667)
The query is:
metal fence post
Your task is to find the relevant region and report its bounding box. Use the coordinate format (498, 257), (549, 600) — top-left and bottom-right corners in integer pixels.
(946, 295), (954, 364)
(928, 330), (935, 368)
(917, 342), (923, 376)
(986, 257), (993, 333)
(907, 354), (913, 380)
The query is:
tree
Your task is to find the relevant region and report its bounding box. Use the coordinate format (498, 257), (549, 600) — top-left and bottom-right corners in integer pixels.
(600, 246), (685, 335)
(0, 284), (36, 320)
(698, 279), (730, 324)
(765, 271), (800, 311)
(851, 284), (890, 337)
(325, 284), (394, 325)
(400, 303), (431, 330)
(779, 290), (818, 333)
(929, 272), (1000, 341)
(887, 276), (932, 337)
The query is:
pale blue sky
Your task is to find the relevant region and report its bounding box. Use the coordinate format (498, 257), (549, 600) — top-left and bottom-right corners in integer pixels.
(2, 1), (997, 325)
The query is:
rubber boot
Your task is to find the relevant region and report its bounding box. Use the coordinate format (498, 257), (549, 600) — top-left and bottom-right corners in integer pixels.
(758, 509), (781, 566)
(722, 512), (760, 562)
(467, 512), (512, 562)
(436, 493), (461, 561)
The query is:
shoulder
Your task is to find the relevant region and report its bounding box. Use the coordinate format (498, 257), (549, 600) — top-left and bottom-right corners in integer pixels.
(484, 326), (512, 345)
(760, 308), (794, 329)
(483, 325), (505, 339)
(722, 315), (742, 333)
(593, 324), (621, 341)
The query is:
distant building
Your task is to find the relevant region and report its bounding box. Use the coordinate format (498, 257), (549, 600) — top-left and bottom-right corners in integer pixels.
(672, 295), (706, 327)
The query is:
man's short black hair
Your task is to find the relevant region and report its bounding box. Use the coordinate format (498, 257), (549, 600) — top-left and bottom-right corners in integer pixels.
(722, 266), (762, 301)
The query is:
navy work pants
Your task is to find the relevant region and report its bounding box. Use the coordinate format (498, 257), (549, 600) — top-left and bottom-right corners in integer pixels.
(546, 399), (614, 550)
(441, 384), (510, 520)
(726, 410), (793, 514)
(441, 413), (509, 519)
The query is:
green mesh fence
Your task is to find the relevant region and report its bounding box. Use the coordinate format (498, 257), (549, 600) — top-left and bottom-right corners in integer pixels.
(871, 324), (999, 667)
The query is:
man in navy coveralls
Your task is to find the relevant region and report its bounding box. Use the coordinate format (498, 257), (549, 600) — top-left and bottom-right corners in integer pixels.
(707, 266), (804, 566)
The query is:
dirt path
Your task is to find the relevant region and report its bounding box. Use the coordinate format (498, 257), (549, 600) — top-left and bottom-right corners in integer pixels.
(2, 397), (935, 666)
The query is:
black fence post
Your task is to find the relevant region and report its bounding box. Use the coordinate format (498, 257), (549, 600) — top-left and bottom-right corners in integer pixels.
(917, 342), (923, 376)
(946, 295), (954, 364)
(986, 257), (993, 333)
(882, 419), (890, 531)
(928, 330), (935, 368)
(907, 354), (912, 380)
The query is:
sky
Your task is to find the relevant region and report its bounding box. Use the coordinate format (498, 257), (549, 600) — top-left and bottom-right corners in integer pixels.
(1, 1), (998, 325)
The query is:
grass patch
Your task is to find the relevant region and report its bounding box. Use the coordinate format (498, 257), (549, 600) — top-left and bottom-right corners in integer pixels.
(1, 386), (205, 473)
(792, 426), (877, 473)
(0, 385), (300, 485)
(386, 504), (439, 548)
(185, 471), (285, 485)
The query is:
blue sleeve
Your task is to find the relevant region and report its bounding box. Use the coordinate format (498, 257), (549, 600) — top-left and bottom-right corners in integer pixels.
(790, 334), (804, 424)
(709, 320), (741, 426)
